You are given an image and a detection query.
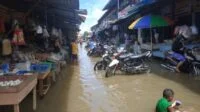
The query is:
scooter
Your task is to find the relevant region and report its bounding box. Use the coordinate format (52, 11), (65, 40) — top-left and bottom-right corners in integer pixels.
(105, 51), (151, 78)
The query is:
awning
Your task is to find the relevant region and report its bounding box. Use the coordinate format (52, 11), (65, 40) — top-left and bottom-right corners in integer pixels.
(103, 0), (117, 10)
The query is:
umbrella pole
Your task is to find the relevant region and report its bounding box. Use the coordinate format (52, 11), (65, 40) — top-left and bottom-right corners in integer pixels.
(150, 28), (153, 51)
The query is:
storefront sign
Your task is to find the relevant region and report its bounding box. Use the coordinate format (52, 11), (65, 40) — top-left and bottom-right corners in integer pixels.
(118, 0), (157, 19)
(118, 5), (134, 19)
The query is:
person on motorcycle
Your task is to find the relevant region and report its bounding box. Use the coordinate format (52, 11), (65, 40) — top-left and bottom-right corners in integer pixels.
(171, 25), (192, 72)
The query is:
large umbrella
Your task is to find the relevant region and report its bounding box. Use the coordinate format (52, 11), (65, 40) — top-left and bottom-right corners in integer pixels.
(128, 15), (173, 50)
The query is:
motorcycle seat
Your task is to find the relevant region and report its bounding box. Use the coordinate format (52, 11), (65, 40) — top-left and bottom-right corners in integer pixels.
(130, 51), (151, 59)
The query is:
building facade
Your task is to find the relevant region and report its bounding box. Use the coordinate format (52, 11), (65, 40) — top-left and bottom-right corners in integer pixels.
(94, 0), (200, 43)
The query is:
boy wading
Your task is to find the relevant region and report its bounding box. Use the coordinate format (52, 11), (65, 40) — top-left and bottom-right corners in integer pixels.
(156, 89), (180, 112)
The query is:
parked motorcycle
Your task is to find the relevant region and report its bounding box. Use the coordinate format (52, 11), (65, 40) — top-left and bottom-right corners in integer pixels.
(87, 43), (113, 57)
(161, 47), (200, 76)
(94, 45), (117, 71)
(105, 51), (152, 78)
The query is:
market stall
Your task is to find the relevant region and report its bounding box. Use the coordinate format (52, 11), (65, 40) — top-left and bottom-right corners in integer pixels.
(0, 75), (37, 112)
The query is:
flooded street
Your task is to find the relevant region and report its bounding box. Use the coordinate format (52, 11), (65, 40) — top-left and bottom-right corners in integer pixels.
(19, 45), (200, 112)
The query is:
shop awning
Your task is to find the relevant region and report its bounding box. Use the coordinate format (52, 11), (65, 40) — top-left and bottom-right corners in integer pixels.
(103, 0), (117, 10)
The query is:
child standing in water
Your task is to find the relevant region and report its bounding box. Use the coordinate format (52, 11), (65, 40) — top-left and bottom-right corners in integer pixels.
(156, 89), (182, 112)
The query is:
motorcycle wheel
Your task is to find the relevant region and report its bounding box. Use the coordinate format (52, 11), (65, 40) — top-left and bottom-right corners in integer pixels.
(94, 61), (105, 71)
(105, 66), (117, 78)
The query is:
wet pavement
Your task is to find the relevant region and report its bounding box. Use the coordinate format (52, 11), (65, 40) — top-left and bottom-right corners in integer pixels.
(2, 45), (200, 112)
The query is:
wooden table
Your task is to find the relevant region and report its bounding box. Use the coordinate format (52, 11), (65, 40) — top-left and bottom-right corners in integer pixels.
(37, 69), (51, 97)
(0, 75), (37, 112)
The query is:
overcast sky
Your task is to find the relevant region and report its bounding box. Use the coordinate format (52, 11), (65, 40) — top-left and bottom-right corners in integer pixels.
(79, 0), (109, 33)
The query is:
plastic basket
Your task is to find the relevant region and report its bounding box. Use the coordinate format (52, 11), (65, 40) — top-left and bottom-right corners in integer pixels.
(30, 64), (50, 73)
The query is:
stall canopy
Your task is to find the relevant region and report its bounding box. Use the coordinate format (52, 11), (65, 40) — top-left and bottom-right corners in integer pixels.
(0, 0), (84, 29)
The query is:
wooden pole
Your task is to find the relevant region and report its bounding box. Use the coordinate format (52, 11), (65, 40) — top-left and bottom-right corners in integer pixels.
(14, 104), (20, 112)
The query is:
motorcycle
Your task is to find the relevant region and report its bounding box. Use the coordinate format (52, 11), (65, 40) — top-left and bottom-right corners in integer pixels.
(87, 42), (97, 56)
(94, 46), (117, 71)
(105, 51), (152, 78)
(87, 43), (109, 57)
(94, 52), (112, 71)
(161, 47), (200, 76)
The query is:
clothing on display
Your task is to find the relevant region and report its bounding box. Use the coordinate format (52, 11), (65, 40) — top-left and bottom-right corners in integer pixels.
(2, 39), (12, 56)
(36, 25), (43, 34)
(12, 19), (19, 28)
(12, 26), (26, 45)
(43, 27), (50, 38)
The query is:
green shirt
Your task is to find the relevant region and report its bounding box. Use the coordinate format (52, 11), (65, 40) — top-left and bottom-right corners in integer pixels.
(156, 98), (172, 112)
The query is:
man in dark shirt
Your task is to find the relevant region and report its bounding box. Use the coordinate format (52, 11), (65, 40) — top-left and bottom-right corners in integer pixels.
(171, 34), (186, 72)
(172, 35), (185, 55)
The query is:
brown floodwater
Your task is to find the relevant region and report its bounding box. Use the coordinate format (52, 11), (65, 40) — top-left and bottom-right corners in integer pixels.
(1, 45), (200, 112)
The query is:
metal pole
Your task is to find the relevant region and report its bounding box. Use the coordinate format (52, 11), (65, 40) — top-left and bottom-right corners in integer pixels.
(117, 0), (120, 19)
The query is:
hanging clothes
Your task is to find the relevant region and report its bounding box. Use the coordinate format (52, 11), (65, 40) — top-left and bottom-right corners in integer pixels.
(12, 26), (26, 46)
(43, 27), (50, 38)
(2, 39), (12, 56)
(36, 25), (43, 34)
